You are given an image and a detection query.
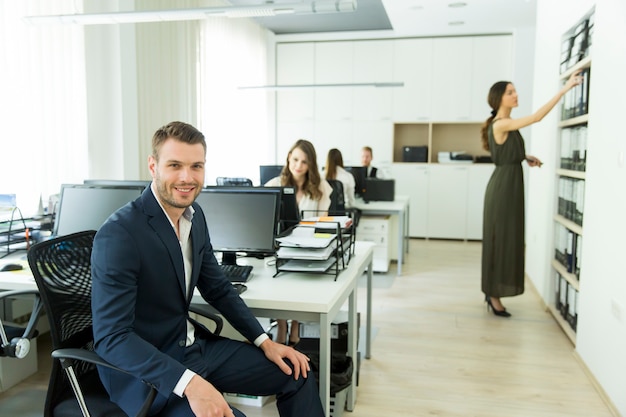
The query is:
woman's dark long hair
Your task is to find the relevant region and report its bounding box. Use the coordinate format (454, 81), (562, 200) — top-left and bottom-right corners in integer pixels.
(481, 81), (510, 151)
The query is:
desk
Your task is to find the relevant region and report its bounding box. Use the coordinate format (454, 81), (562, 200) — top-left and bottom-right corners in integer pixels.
(193, 241), (373, 417)
(353, 195), (410, 275)
(1, 243), (375, 417)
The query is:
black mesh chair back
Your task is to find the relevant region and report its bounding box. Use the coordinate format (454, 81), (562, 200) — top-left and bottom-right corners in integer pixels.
(326, 179), (346, 215)
(27, 230), (223, 417)
(27, 230), (127, 417)
(216, 177), (253, 186)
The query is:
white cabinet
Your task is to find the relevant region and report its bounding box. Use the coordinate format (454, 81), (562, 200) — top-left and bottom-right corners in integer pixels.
(389, 163), (429, 237)
(430, 36), (513, 122)
(350, 121), (393, 166)
(466, 164), (495, 239)
(276, 43), (315, 122)
(313, 121), (353, 167)
(276, 121), (315, 162)
(353, 40), (393, 121)
(427, 165), (469, 239)
(315, 41), (353, 121)
(430, 38), (473, 121)
(390, 163), (490, 240)
(275, 36), (511, 239)
(392, 38), (433, 122)
(357, 215), (391, 272)
(470, 36), (514, 121)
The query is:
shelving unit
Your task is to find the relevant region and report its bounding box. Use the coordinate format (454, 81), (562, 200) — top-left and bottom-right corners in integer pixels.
(549, 6), (595, 345)
(393, 122), (490, 163)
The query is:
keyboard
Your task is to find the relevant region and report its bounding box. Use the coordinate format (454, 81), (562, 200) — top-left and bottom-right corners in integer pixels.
(220, 264), (253, 283)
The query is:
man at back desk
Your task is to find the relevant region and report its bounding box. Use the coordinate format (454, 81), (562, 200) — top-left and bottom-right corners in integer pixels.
(361, 146), (387, 178)
(91, 121), (324, 417)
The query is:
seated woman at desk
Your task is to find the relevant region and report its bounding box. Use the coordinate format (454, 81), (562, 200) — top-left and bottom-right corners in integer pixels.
(265, 139), (332, 345)
(322, 148), (356, 209)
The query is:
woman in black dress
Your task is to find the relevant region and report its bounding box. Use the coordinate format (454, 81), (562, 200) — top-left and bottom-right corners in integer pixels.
(481, 70), (583, 317)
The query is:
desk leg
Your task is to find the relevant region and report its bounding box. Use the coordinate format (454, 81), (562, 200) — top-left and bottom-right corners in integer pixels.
(366, 258), (373, 360)
(405, 203), (410, 255)
(319, 313), (331, 417)
(396, 210), (404, 276)
(346, 287), (357, 411)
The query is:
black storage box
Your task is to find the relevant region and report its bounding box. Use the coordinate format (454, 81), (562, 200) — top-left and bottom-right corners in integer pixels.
(402, 146), (428, 162)
(362, 178), (395, 202)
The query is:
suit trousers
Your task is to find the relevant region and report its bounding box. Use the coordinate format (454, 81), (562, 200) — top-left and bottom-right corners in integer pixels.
(160, 333), (325, 417)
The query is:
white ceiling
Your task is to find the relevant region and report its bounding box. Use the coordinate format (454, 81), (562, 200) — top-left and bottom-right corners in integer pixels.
(228, 0), (537, 38)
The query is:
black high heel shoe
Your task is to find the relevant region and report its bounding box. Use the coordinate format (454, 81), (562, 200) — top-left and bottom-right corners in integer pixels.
(485, 296), (512, 317)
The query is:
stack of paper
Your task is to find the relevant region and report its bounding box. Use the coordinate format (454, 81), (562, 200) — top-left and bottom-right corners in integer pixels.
(299, 215), (353, 229)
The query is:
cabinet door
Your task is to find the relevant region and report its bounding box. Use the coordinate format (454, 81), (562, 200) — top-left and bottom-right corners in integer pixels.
(431, 38), (473, 121)
(276, 121), (315, 163)
(353, 40), (393, 121)
(389, 163), (429, 237)
(315, 42), (353, 121)
(470, 36), (513, 121)
(466, 164), (495, 239)
(313, 121), (353, 166)
(351, 121), (393, 166)
(392, 38), (433, 121)
(427, 165), (469, 239)
(276, 43), (315, 122)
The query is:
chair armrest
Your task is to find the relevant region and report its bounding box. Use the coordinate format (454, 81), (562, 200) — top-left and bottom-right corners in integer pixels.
(52, 348), (132, 374)
(0, 289), (43, 341)
(189, 303), (223, 335)
(52, 348), (158, 417)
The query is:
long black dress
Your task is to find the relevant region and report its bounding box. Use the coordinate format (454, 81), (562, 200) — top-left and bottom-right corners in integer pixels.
(481, 121), (526, 297)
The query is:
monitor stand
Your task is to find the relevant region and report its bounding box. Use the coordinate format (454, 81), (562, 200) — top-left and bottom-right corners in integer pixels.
(220, 251), (238, 266)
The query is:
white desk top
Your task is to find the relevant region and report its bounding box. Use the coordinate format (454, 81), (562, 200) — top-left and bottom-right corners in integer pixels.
(352, 195), (409, 212)
(0, 257), (33, 291)
(193, 241), (373, 316)
(1, 245), (375, 313)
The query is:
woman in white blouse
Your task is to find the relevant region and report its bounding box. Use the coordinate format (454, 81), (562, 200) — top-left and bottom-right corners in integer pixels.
(265, 139), (332, 345)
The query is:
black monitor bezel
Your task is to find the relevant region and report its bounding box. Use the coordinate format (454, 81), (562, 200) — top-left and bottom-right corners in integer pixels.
(345, 166), (366, 196)
(196, 186), (282, 261)
(53, 183), (145, 237)
(83, 179), (151, 189)
(259, 165), (284, 185)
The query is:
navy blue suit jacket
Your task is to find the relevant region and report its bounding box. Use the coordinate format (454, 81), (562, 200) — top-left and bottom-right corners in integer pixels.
(91, 187), (265, 416)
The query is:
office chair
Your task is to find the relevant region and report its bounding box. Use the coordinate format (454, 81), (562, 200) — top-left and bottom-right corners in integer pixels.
(0, 289), (43, 359)
(27, 230), (223, 417)
(326, 179), (346, 216)
(216, 177), (253, 187)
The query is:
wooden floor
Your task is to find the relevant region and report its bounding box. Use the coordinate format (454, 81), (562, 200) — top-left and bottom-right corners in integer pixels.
(0, 239), (618, 416)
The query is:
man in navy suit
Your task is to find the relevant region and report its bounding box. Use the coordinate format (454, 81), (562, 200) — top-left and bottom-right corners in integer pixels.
(91, 121), (324, 417)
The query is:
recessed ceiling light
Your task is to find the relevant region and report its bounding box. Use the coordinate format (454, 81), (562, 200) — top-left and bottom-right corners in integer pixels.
(448, 21), (465, 26)
(448, 2), (467, 7)
(410, 5), (424, 10)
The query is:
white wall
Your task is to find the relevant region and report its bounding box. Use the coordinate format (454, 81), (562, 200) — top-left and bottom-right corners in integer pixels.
(85, 0), (203, 181)
(527, 0), (626, 414)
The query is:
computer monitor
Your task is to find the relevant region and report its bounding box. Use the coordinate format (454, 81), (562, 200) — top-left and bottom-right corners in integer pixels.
(362, 178), (395, 202)
(267, 186), (300, 235)
(195, 186), (281, 265)
(259, 165), (284, 185)
(53, 184), (145, 237)
(345, 166), (366, 196)
(83, 179), (151, 189)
